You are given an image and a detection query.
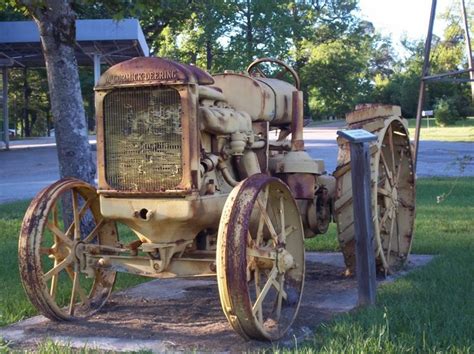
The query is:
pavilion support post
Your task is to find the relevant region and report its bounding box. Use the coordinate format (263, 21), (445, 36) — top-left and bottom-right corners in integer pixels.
(93, 54), (101, 85)
(2, 66), (9, 150)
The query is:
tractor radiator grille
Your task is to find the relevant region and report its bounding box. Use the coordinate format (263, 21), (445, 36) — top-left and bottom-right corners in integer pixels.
(103, 87), (182, 191)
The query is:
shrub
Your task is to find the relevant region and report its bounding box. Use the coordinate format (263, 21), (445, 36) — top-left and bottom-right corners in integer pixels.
(434, 98), (459, 126)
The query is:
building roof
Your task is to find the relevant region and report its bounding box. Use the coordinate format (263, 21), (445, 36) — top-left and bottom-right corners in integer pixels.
(0, 19), (149, 68)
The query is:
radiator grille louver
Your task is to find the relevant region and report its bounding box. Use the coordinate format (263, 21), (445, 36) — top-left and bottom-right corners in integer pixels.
(103, 88), (182, 191)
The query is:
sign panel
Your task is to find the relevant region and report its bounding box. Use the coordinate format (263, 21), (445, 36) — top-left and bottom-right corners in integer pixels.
(422, 110), (434, 116)
(337, 129), (378, 143)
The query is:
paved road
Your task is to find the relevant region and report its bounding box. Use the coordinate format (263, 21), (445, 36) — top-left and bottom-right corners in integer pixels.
(0, 128), (472, 203)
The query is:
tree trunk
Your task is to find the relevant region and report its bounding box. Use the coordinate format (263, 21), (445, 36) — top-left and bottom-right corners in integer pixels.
(23, 67), (30, 137)
(21, 0), (95, 184)
(206, 40), (213, 71)
(291, 4), (310, 118)
(245, 0), (253, 62)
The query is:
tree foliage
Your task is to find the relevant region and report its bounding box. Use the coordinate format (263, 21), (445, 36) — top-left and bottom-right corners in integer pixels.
(1, 0), (472, 129)
(435, 97), (460, 126)
(371, 2), (473, 119)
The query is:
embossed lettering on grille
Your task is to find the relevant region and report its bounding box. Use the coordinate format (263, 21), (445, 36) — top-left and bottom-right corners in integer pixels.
(103, 88), (182, 191)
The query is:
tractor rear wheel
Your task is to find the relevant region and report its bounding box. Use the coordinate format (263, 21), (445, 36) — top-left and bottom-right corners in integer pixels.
(334, 117), (415, 275)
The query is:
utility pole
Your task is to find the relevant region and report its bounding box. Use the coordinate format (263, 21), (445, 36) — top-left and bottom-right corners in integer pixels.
(413, 0), (473, 171)
(460, 0), (474, 102)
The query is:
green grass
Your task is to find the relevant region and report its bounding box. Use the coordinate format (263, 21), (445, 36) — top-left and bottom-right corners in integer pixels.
(1, 178), (473, 352)
(0, 201), (148, 327)
(302, 177), (474, 352)
(407, 117), (474, 142)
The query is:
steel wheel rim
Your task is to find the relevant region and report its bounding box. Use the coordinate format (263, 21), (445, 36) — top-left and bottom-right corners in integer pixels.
(217, 174), (305, 340)
(18, 178), (117, 320)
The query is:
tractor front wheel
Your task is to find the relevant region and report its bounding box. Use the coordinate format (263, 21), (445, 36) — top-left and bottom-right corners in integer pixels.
(18, 178), (118, 320)
(216, 174), (305, 340)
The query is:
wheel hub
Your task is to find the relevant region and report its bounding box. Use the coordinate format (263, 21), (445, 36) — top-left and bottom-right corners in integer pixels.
(277, 248), (294, 273)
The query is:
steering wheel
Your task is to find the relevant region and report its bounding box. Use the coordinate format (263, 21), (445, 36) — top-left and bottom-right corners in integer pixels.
(246, 57), (301, 90)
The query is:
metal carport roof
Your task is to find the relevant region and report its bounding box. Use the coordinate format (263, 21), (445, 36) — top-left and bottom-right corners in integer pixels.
(0, 19), (150, 149)
(0, 18), (149, 67)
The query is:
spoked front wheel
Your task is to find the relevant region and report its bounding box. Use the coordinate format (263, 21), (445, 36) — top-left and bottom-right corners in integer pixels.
(217, 174), (305, 340)
(18, 178), (118, 320)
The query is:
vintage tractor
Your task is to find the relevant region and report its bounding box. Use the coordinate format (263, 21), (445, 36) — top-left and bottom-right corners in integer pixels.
(18, 57), (415, 341)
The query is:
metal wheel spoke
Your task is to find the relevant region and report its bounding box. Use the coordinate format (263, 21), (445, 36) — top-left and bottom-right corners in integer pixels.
(254, 269), (263, 325)
(68, 267), (80, 315)
(275, 273), (285, 321)
(82, 218), (104, 244)
(46, 223), (72, 247)
(395, 150), (405, 186)
(277, 226), (296, 240)
(379, 205), (392, 230)
(64, 198), (94, 238)
(256, 199), (278, 241)
(246, 263), (253, 282)
(252, 267), (278, 315)
(256, 187), (269, 245)
(66, 267), (89, 305)
(279, 196), (286, 244)
(377, 187), (391, 198)
(50, 259), (59, 297)
(247, 247), (276, 260)
(43, 255), (73, 282)
(72, 190), (81, 241)
(271, 277), (287, 299)
(380, 152), (395, 187)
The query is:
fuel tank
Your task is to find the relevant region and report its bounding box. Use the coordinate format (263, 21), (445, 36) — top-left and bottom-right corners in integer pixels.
(212, 73), (297, 126)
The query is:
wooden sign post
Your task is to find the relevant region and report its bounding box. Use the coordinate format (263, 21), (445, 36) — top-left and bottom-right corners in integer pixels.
(337, 129), (378, 306)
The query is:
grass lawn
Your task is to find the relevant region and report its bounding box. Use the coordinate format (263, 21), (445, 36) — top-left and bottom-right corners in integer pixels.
(0, 203), (147, 327)
(406, 117), (474, 142)
(304, 177), (474, 352)
(0, 178), (473, 352)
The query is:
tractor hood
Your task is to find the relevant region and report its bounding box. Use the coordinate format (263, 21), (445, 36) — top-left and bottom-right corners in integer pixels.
(95, 57), (214, 90)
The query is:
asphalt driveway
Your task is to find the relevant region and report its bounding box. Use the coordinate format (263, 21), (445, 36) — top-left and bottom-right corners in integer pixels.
(0, 127), (472, 203)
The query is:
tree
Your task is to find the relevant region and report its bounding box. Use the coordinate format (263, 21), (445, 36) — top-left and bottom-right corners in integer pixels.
(14, 0), (95, 184)
(299, 14), (378, 118)
(372, 2), (473, 119)
(157, 1), (236, 72)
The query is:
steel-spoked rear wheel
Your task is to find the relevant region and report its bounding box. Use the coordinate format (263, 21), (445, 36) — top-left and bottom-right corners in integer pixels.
(373, 119), (415, 272)
(335, 117), (415, 275)
(217, 174), (305, 340)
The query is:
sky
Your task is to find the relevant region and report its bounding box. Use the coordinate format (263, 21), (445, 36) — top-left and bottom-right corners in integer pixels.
(358, 0), (453, 55)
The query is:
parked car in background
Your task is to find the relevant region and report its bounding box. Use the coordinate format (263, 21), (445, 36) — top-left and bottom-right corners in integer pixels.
(0, 129), (15, 137)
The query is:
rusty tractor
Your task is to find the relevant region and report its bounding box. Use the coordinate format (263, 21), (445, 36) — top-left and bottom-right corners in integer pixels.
(18, 57), (415, 340)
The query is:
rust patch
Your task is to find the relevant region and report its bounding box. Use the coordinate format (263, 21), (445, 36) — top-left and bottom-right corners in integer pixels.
(276, 173), (314, 200)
